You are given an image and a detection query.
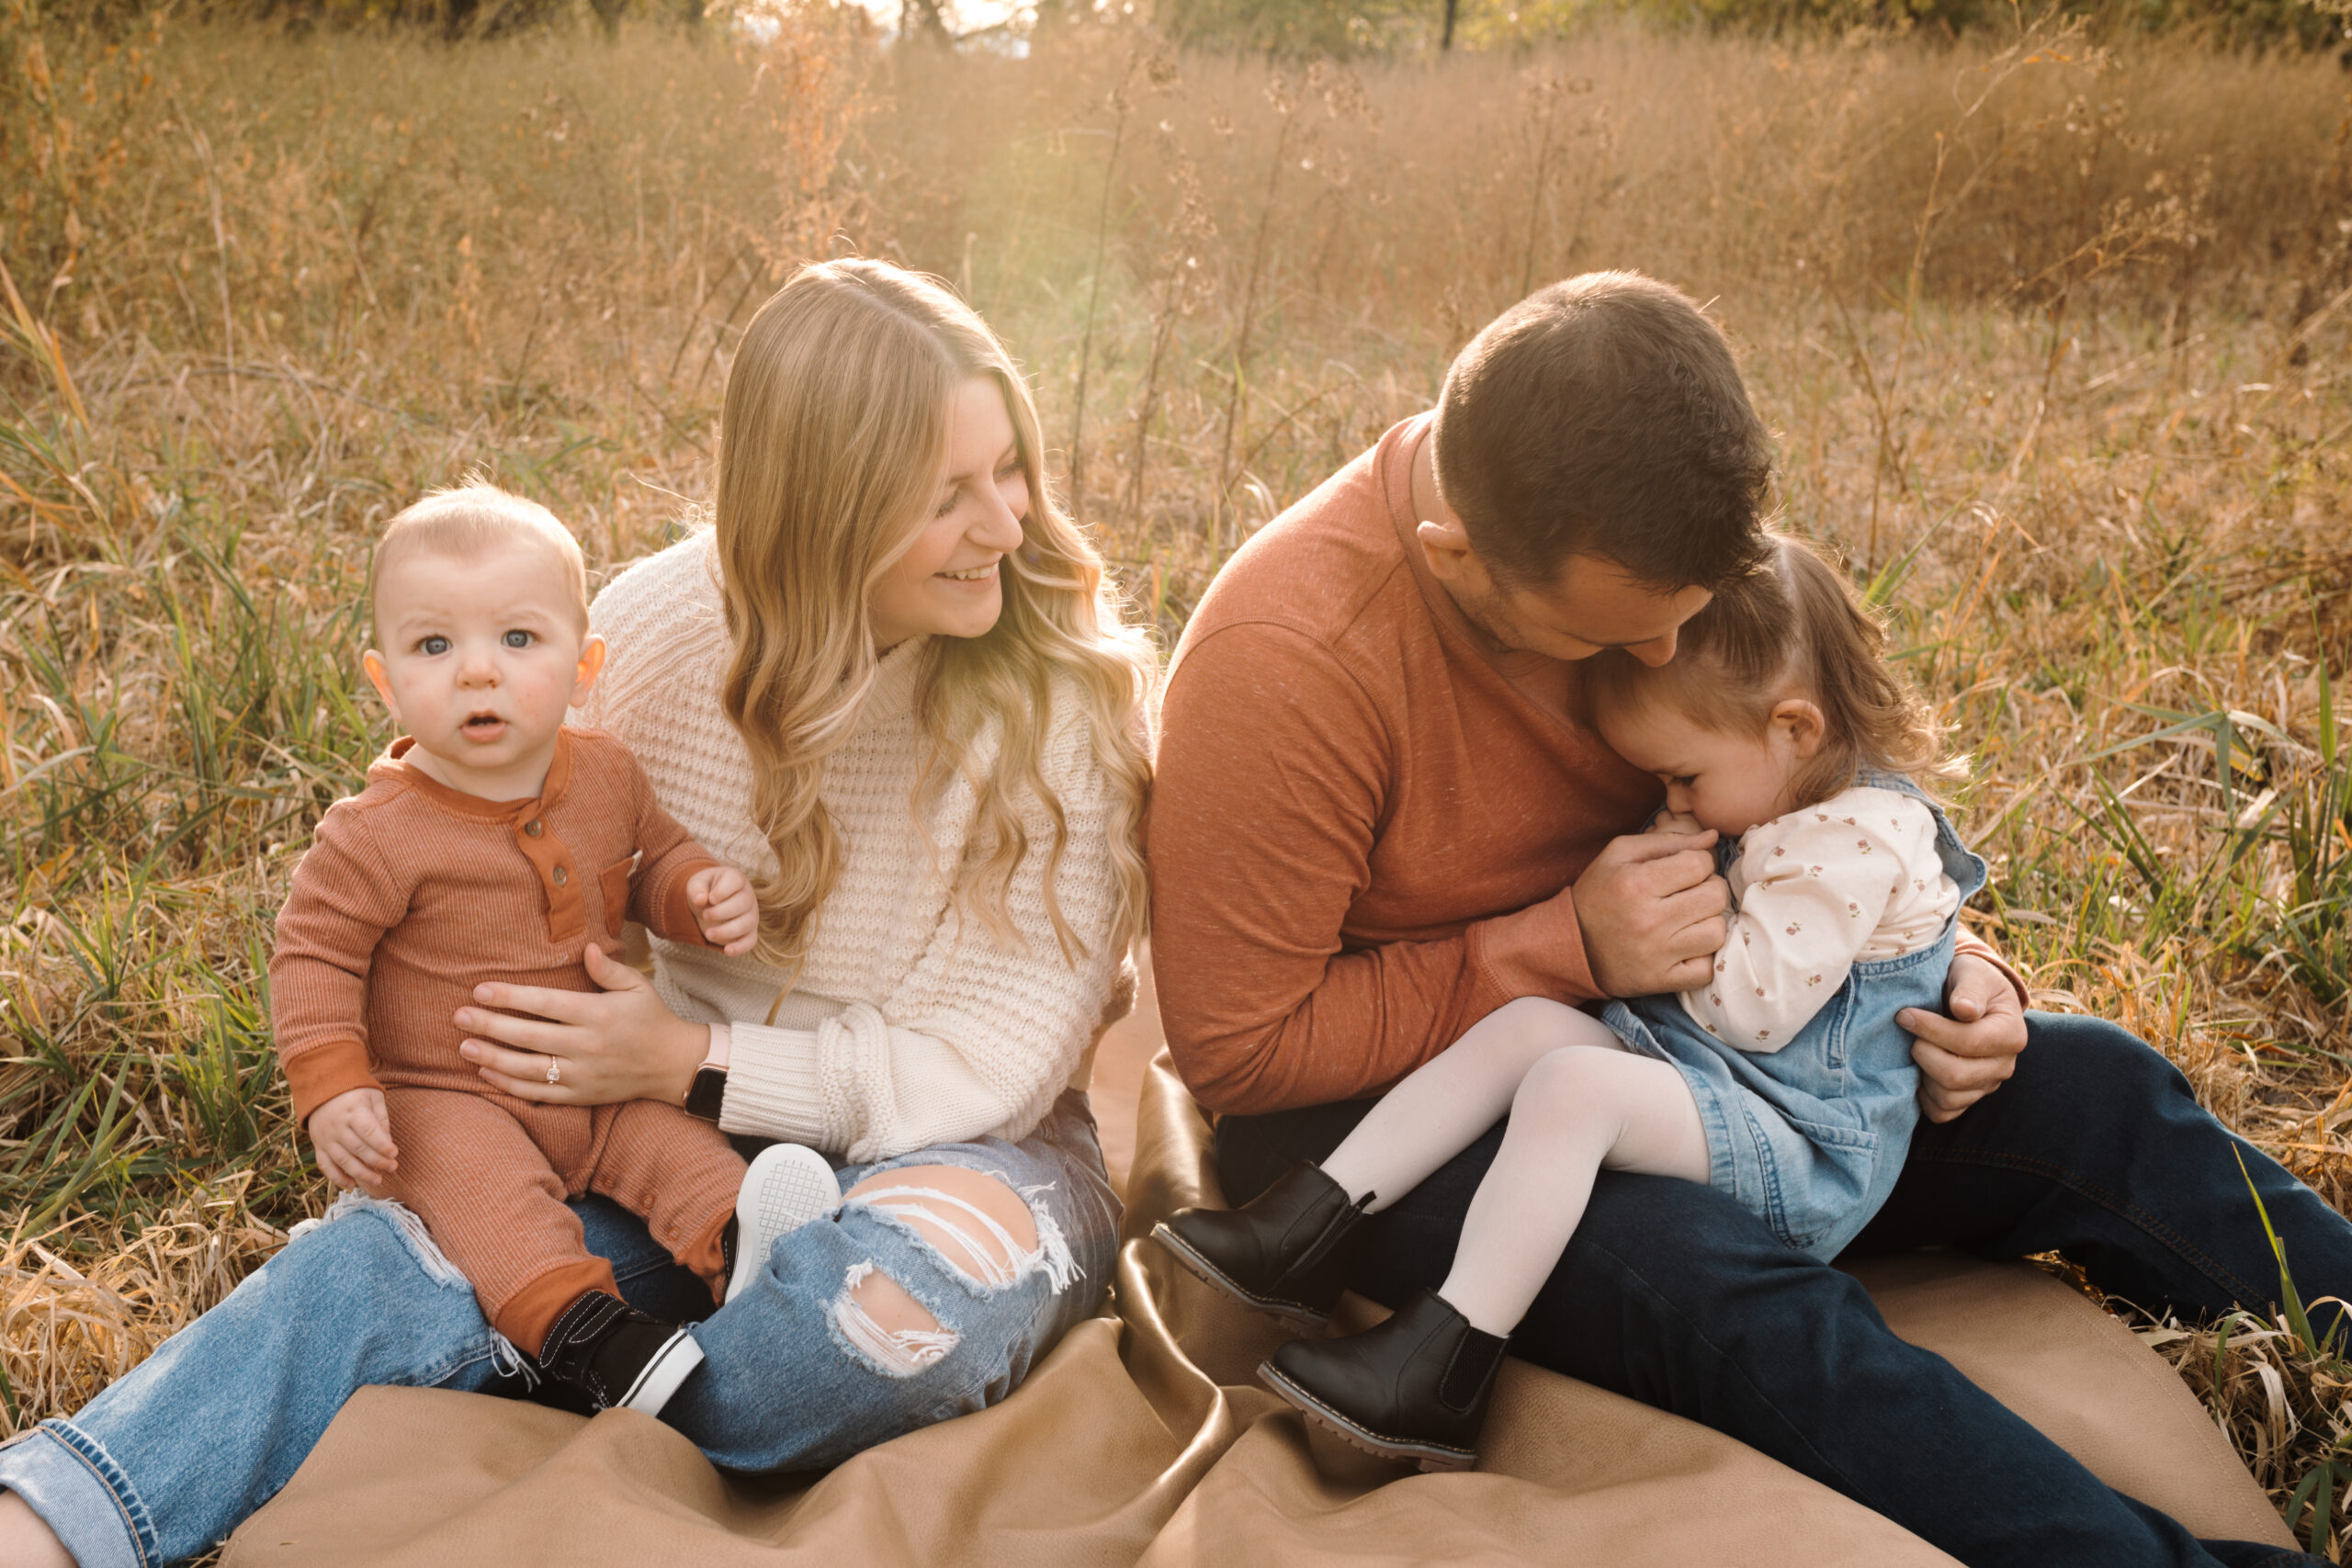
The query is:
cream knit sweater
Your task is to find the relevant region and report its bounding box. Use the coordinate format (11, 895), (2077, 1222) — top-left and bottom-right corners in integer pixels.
(578, 531), (1133, 1163)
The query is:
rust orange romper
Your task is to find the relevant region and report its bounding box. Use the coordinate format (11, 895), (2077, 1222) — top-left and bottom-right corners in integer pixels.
(269, 728), (746, 1354)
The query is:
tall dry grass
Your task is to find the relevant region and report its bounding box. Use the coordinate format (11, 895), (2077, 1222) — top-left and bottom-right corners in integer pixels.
(6, 2), (2352, 1549)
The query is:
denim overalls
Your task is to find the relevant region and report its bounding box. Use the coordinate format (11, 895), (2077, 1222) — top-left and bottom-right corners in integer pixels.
(1600, 773), (1989, 1261)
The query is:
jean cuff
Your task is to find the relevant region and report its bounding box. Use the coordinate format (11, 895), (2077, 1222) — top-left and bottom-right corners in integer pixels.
(0, 1422), (153, 1568)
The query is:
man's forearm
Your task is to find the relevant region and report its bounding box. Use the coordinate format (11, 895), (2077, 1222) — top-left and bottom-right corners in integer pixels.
(1158, 898), (1599, 1116)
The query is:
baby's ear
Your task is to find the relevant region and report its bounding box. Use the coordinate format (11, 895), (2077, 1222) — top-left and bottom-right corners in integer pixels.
(362, 649), (395, 710)
(571, 634), (609, 701)
(1776, 696), (1827, 758)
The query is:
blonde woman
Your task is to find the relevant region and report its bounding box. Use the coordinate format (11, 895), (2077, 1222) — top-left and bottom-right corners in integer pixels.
(0, 259), (1155, 1568)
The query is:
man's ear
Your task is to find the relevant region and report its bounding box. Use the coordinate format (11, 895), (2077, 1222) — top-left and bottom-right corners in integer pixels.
(362, 650), (397, 715)
(1774, 696), (1827, 759)
(571, 634), (608, 705)
(1415, 517), (1478, 584)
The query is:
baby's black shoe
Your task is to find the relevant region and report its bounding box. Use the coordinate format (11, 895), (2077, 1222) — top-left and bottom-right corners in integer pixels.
(537, 1290), (707, 1417)
(1259, 1289), (1506, 1472)
(1149, 1162), (1371, 1330)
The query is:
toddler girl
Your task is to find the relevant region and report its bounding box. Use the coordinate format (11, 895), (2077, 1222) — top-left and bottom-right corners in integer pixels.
(273, 486), (839, 1418)
(1154, 534), (1987, 1470)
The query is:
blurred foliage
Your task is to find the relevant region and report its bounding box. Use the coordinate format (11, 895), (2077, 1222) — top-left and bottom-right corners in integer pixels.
(9, 0), (2346, 51)
(1456, 0), (2346, 51)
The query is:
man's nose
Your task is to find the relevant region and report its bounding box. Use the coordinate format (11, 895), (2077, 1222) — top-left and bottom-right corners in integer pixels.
(1627, 627), (1680, 668)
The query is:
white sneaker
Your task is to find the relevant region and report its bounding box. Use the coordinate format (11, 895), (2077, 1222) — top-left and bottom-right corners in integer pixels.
(727, 1143), (842, 1302)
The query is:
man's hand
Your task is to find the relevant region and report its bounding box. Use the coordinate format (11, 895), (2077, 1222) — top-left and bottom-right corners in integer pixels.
(688, 865), (759, 955)
(1898, 952), (2029, 1122)
(1575, 828), (1730, 997)
(309, 1087), (398, 1192)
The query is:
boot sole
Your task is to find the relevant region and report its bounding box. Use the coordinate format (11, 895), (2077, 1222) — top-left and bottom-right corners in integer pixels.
(1148, 1223), (1332, 1335)
(1256, 1359), (1476, 1473)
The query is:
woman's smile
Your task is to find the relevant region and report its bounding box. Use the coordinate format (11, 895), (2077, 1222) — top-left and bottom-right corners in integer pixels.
(936, 560), (1000, 584)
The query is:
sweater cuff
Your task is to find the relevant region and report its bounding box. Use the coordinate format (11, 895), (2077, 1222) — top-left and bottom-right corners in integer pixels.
(1465, 893), (1600, 1017)
(650, 859), (722, 948)
(285, 1041), (383, 1128)
(718, 1021), (833, 1147)
(1954, 924), (2032, 1010)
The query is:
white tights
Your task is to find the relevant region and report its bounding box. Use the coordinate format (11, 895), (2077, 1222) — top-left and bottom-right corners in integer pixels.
(1318, 997), (1709, 1337)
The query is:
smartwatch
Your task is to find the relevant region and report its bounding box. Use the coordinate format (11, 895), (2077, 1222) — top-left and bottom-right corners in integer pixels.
(684, 1023), (731, 1122)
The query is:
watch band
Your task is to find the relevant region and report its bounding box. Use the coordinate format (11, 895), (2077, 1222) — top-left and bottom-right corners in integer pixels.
(684, 1063), (729, 1122)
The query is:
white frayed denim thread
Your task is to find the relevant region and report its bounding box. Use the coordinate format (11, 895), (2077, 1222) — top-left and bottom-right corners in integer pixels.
(832, 1261), (963, 1376)
(848, 1181), (1080, 1293)
(827, 1177), (1080, 1377)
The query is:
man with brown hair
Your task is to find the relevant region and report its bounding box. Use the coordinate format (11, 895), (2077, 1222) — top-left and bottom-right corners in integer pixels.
(1149, 271), (2347, 1566)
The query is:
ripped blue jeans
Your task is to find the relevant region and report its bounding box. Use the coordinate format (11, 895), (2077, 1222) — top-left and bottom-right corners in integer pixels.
(0, 1091), (1118, 1568)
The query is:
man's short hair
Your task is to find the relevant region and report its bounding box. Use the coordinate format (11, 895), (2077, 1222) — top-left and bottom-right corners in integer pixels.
(1431, 271), (1775, 593)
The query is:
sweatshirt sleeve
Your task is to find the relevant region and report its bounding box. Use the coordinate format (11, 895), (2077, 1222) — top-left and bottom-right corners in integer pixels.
(1685, 796), (1936, 1052)
(1148, 623), (1596, 1118)
(714, 680), (1134, 1161)
(269, 807), (404, 1125)
(619, 749), (718, 948)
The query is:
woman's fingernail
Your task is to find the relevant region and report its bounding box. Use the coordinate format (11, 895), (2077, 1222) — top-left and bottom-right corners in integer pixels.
(458, 1041), (480, 1060)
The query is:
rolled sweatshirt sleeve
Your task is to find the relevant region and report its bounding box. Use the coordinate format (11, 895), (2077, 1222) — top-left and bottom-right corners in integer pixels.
(1149, 624), (1597, 1117)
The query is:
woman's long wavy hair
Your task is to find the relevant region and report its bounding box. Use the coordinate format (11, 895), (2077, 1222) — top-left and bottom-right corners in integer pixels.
(714, 258), (1156, 973)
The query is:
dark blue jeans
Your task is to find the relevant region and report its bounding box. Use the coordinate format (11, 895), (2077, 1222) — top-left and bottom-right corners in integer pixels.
(1214, 1011), (2336, 1568)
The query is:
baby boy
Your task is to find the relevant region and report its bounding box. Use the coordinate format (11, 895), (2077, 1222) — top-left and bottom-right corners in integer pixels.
(271, 485), (791, 1417)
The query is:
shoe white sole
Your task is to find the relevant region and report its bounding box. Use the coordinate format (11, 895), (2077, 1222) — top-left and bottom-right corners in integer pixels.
(617, 1326), (706, 1416)
(727, 1142), (843, 1302)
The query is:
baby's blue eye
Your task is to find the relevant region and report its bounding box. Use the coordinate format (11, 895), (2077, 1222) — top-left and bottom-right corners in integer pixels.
(503, 629), (533, 649)
(419, 635), (450, 657)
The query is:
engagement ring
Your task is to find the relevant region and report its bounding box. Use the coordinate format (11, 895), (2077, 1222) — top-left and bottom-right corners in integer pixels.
(545, 1057), (562, 1086)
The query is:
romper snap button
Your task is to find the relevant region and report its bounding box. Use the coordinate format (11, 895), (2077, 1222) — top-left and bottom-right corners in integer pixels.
(525, 819), (544, 837)
(552, 864), (569, 886)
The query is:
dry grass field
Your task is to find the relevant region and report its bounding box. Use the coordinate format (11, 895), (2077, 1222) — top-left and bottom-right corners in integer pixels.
(5, 0), (2352, 1550)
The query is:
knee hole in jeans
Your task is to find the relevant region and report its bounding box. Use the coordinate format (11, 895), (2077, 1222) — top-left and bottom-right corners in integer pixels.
(842, 1165), (1074, 1292)
(827, 1165), (1080, 1379)
(833, 1261), (962, 1378)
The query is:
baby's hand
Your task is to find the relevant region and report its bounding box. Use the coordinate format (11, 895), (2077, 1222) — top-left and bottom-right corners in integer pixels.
(689, 864), (760, 955)
(1650, 808), (1708, 837)
(310, 1088), (398, 1193)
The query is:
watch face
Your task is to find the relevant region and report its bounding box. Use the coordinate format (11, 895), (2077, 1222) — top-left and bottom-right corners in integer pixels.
(686, 1065), (728, 1121)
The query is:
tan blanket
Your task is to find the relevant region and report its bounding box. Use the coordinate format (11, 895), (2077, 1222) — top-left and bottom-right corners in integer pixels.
(227, 987), (2290, 1566)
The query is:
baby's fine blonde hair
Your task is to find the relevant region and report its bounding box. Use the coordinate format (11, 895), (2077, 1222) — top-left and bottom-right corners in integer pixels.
(372, 483), (588, 633)
(1585, 533), (1962, 807)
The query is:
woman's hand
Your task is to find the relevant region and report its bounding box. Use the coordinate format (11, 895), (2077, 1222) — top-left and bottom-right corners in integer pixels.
(1898, 953), (2030, 1123)
(456, 943), (709, 1107)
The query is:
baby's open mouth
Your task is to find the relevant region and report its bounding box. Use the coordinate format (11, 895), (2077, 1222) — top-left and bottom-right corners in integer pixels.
(462, 711), (505, 734)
